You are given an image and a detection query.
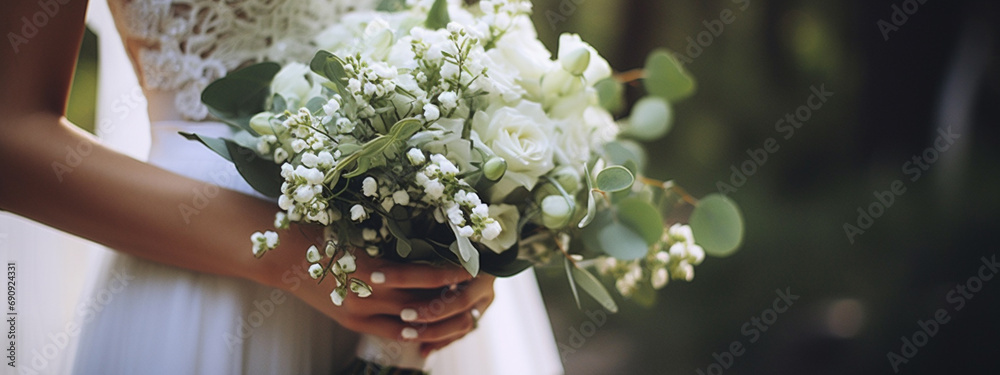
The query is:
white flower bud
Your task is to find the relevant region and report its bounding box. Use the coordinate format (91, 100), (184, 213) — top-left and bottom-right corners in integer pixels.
(669, 242), (688, 260)
(541, 195), (573, 229)
(274, 212), (289, 229)
(263, 231), (279, 249)
(437, 91), (459, 110)
(330, 288), (346, 306)
(392, 190), (410, 206)
(306, 245), (322, 263)
(308, 263), (324, 279)
(337, 252), (357, 273)
(652, 268), (669, 289)
(688, 244), (705, 265)
(350, 205), (368, 221)
(278, 194), (294, 210)
(423, 103), (441, 121)
(274, 148), (289, 163)
(560, 47), (591, 76)
(294, 186), (316, 203)
(481, 220), (502, 240)
(351, 280), (372, 298)
(362, 228), (378, 241)
(301, 153), (319, 168)
(250, 112), (276, 135)
(458, 225), (474, 237)
(483, 157), (507, 181)
(362, 177), (378, 197)
(407, 148), (426, 165)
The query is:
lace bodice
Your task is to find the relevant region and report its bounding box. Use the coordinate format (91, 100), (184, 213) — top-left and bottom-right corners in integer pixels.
(109, 0), (377, 120)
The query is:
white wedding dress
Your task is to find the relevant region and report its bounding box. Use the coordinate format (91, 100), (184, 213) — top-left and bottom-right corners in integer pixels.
(68, 0), (564, 374)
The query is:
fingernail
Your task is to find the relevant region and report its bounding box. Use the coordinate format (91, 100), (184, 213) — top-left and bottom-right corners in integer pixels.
(402, 327), (418, 340)
(400, 308), (419, 322)
(371, 271), (385, 284)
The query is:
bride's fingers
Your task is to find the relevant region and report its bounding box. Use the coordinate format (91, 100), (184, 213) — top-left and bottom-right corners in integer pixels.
(418, 297), (494, 357)
(356, 260), (474, 289)
(344, 275), (494, 324)
(350, 311), (477, 343)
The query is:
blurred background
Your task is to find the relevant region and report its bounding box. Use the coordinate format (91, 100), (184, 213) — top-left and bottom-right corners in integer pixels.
(63, 0), (999, 374)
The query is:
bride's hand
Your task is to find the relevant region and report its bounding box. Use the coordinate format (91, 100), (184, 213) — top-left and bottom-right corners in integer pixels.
(261, 225), (495, 352)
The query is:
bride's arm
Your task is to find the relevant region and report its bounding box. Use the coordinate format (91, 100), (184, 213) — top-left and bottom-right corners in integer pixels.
(0, 0), (489, 350)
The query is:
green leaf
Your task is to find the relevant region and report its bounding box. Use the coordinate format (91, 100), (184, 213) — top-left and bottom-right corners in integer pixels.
(201, 62), (281, 133)
(306, 96), (326, 114)
(578, 165), (598, 228)
(425, 0), (450, 30)
(603, 141), (646, 173)
(689, 194), (745, 257)
(179, 132), (232, 162)
(643, 49), (696, 101)
(565, 257), (582, 309)
(595, 78), (625, 113)
(270, 94), (287, 113)
(571, 264), (619, 313)
(596, 219), (648, 260)
(617, 198), (664, 245)
(384, 219), (413, 258)
(448, 236), (480, 277)
(595, 166), (634, 192)
(622, 97), (672, 141)
(376, 0), (407, 11)
(225, 140), (283, 198)
(334, 119), (423, 178)
(310, 51), (348, 92)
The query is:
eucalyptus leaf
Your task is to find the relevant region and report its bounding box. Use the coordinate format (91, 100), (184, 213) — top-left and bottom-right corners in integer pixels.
(571, 264), (619, 313)
(201, 62), (281, 133)
(643, 49), (696, 101)
(270, 94), (287, 113)
(595, 78), (625, 113)
(595, 166), (634, 193)
(622, 97), (672, 141)
(596, 220), (648, 261)
(689, 194), (745, 257)
(179, 132), (232, 162)
(425, 0), (450, 30)
(603, 141), (646, 173)
(225, 140), (283, 198)
(617, 198), (664, 245)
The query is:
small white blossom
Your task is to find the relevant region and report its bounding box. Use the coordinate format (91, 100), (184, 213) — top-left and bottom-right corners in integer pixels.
(362, 228), (378, 241)
(362, 177), (378, 197)
(423, 103), (440, 121)
(392, 190), (410, 206)
(291, 139), (308, 153)
(350, 204), (368, 221)
(274, 148), (289, 163)
(438, 91), (458, 110)
(652, 268), (669, 289)
(458, 225), (474, 237)
(407, 148), (426, 165)
(274, 212), (289, 229)
(337, 252), (357, 273)
(306, 245), (322, 263)
(481, 220), (502, 240)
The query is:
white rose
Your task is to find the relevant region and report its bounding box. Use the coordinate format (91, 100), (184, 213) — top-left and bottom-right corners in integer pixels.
(478, 204), (520, 253)
(271, 63), (323, 106)
(474, 102), (555, 200)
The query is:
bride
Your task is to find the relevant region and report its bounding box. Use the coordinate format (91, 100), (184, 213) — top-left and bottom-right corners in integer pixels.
(0, 0), (562, 373)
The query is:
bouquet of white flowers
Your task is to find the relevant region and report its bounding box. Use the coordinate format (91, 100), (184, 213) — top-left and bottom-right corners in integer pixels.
(185, 0), (744, 371)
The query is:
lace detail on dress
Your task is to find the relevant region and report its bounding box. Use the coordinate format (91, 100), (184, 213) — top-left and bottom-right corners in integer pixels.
(109, 0), (378, 120)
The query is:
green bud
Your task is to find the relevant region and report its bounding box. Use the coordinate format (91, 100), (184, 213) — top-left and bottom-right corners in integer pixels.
(551, 166), (581, 193)
(541, 195), (573, 229)
(250, 112), (276, 135)
(560, 47), (591, 76)
(483, 157), (507, 182)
